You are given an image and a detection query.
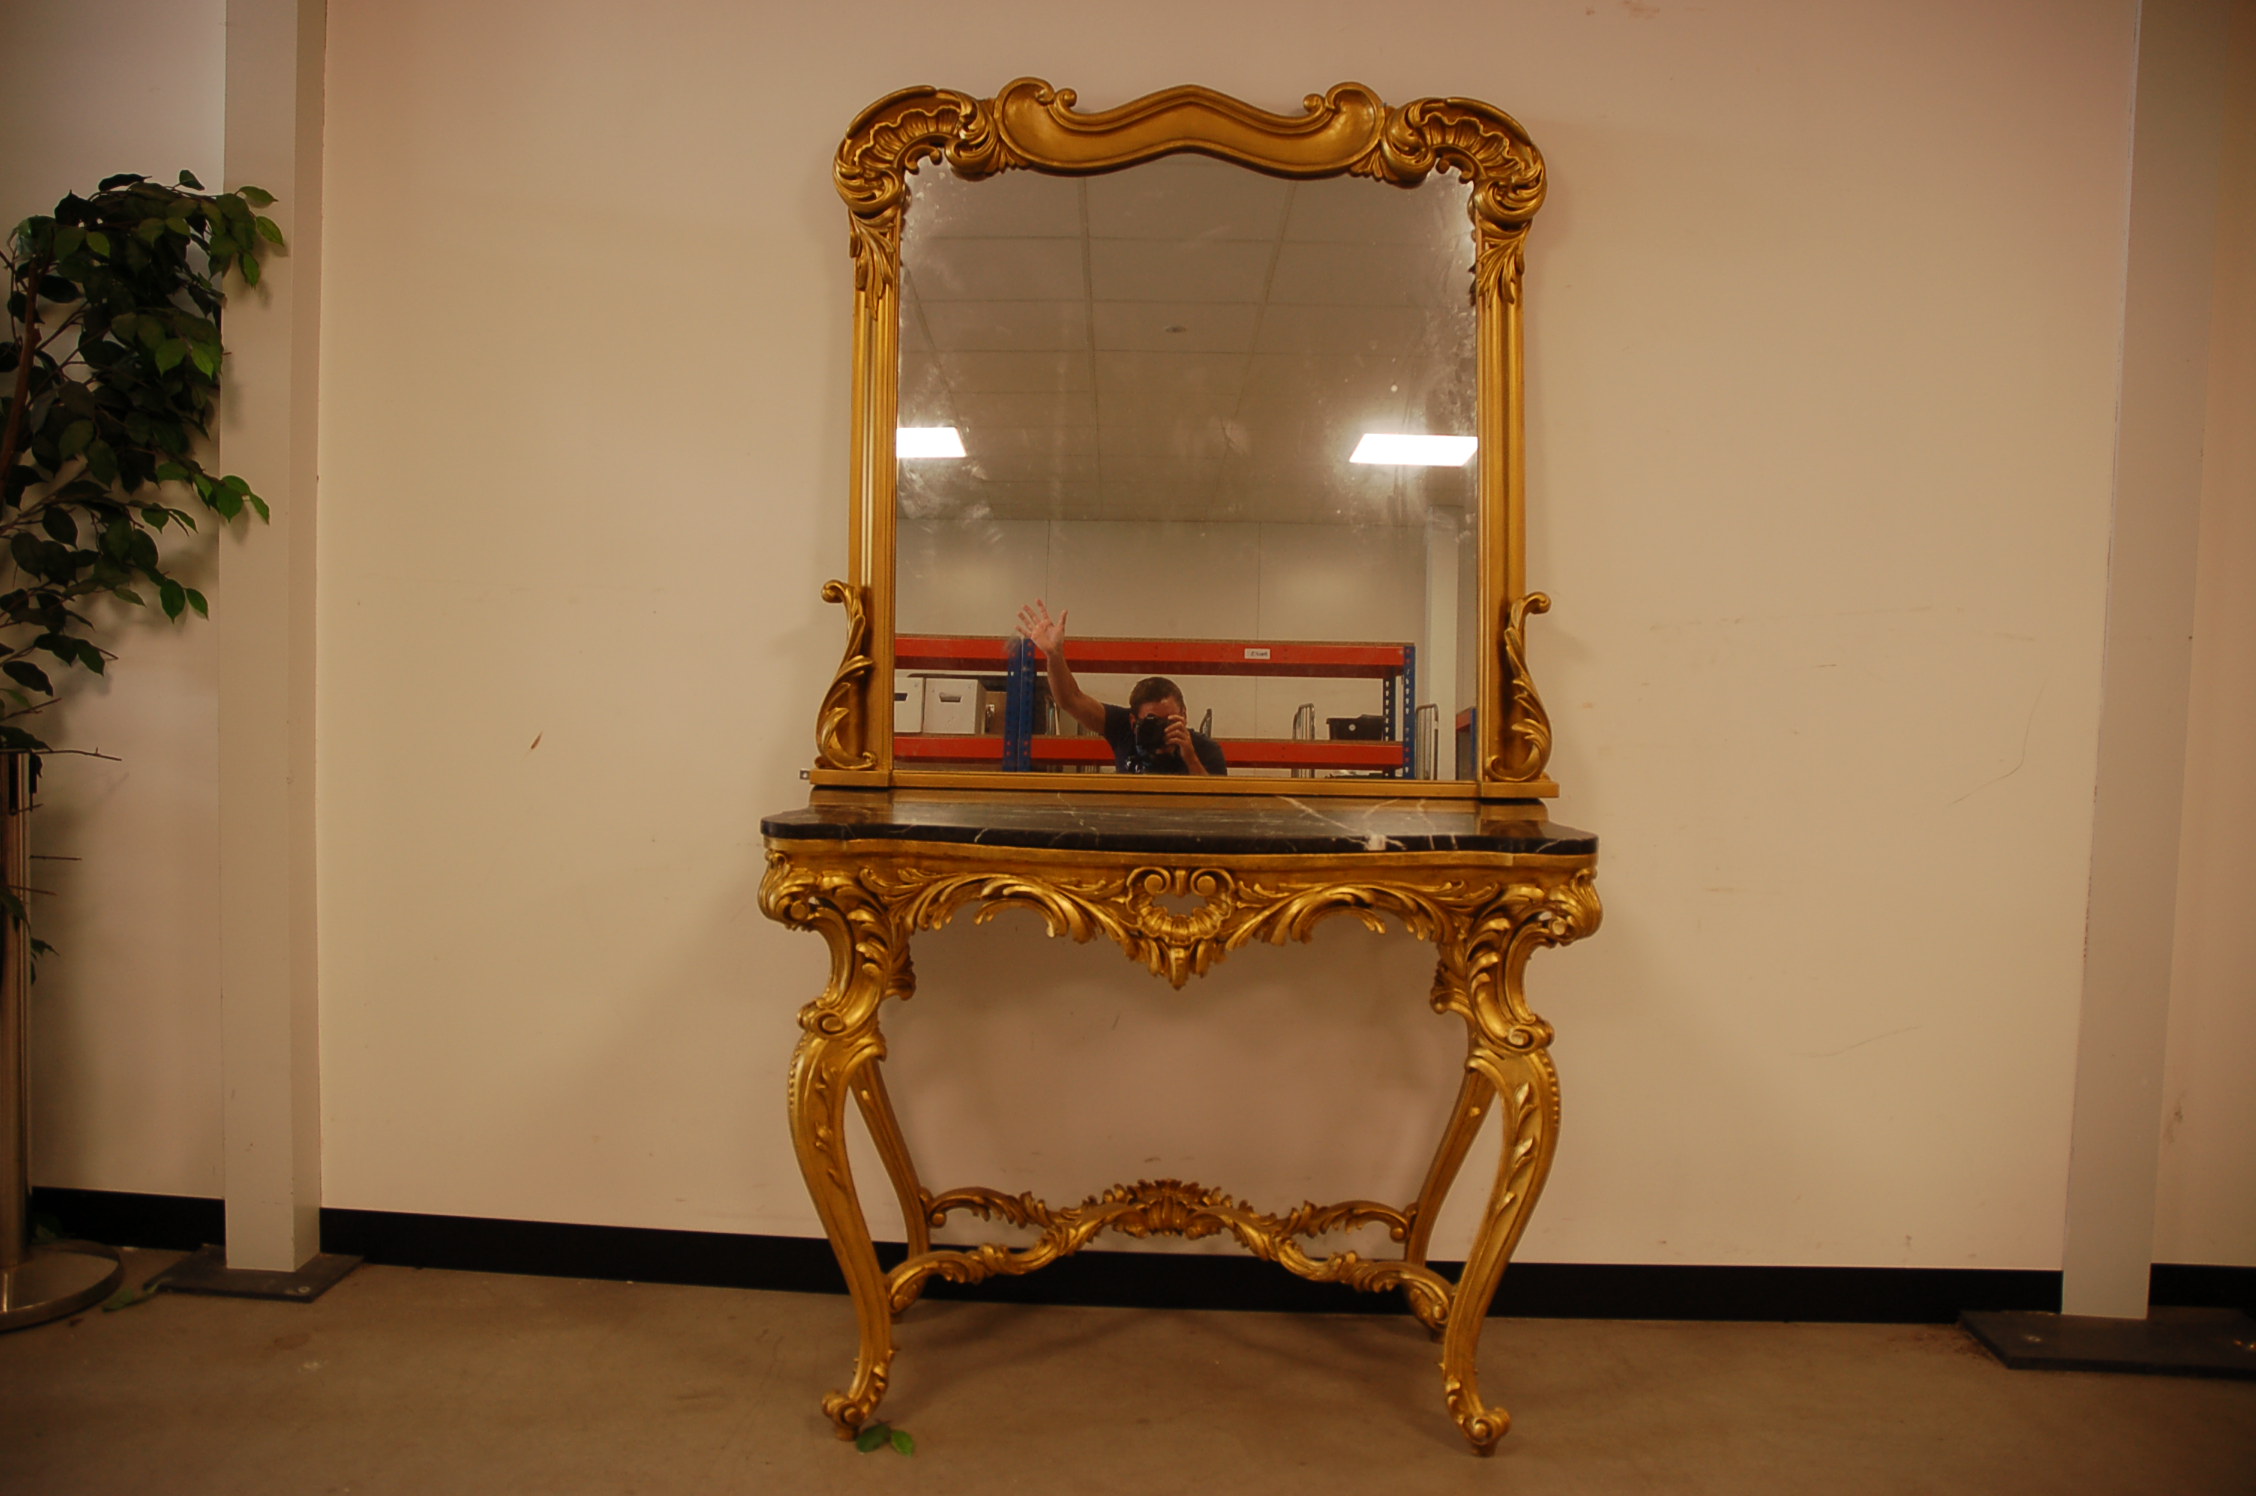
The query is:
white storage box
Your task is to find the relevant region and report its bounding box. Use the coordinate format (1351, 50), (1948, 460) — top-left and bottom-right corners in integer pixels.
(893, 674), (922, 735)
(919, 675), (979, 735)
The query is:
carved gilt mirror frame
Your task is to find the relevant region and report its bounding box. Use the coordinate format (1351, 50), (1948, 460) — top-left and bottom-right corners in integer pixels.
(810, 79), (1557, 799)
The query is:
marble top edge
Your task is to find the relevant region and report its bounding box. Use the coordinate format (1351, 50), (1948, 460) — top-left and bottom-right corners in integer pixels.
(760, 790), (1595, 856)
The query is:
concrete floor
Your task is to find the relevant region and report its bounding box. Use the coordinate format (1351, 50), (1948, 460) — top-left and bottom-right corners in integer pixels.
(4, 1251), (2252, 1495)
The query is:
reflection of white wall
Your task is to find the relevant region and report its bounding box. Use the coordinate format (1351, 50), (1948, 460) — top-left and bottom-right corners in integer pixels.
(899, 518), (1421, 743)
(1423, 507), (1466, 771)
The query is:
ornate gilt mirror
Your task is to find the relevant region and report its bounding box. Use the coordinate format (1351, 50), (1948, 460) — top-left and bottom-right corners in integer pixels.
(812, 80), (1557, 798)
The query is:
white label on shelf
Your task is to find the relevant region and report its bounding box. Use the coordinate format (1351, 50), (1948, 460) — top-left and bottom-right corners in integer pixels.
(1243, 647), (1271, 660)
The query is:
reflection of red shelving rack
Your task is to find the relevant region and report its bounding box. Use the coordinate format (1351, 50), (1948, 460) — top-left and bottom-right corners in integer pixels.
(894, 634), (1414, 775)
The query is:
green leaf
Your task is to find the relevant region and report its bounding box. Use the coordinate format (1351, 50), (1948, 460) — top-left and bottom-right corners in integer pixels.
(237, 185), (275, 207)
(102, 1284), (158, 1312)
(189, 343), (219, 378)
(239, 254), (260, 287)
(53, 225), (85, 258)
(890, 1428), (915, 1456)
(154, 339), (188, 373)
(4, 661), (55, 695)
(178, 169), (205, 189)
(98, 172), (146, 191)
(855, 1425), (888, 1453)
(84, 230), (110, 257)
(246, 493), (271, 522)
(111, 587), (145, 606)
(58, 420), (93, 458)
(185, 588), (208, 618)
(255, 216), (285, 246)
(159, 579), (185, 620)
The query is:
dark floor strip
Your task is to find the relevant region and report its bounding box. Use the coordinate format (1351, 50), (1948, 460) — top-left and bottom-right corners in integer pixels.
(38, 1186), (2244, 1323)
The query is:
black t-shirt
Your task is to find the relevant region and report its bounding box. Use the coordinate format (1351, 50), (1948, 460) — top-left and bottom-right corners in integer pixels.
(1102, 702), (1228, 775)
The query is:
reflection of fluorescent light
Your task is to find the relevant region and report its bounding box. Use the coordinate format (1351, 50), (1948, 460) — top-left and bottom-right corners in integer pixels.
(897, 426), (966, 458)
(1349, 433), (1477, 466)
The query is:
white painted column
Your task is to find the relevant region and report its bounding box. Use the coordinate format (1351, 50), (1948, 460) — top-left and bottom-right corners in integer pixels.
(2059, 0), (2233, 1319)
(216, 0), (325, 1272)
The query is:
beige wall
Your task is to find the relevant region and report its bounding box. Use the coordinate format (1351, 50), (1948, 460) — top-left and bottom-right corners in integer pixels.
(309, 0), (2135, 1264)
(18, 0), (2251, 1273)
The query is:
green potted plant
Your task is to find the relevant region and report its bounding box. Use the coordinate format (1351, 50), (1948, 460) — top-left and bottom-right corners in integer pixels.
(0, 170), (280, 1331)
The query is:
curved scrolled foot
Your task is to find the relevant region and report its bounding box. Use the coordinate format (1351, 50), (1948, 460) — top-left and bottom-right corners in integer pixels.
(1445, 1380), (1512, 1455)
(820, 1354), (892, 1439)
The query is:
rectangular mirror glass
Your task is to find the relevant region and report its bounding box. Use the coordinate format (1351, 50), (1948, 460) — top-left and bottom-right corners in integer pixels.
(892, 157), (1480, 781)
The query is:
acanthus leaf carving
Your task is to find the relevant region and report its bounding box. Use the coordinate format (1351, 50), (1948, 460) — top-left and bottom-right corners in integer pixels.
(1487, 592), (1555, 783)
(813, 580), (878, 772)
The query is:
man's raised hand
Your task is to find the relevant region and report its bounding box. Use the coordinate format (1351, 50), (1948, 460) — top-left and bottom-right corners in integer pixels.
(1016, 600), (1067, 657)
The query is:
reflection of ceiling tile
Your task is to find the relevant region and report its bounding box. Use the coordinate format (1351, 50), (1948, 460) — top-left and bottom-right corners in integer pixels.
(905, 167), (1083, 238)
(1238, 354), (1417, 430)
(953, 389), (1100, 429)
(1084, 156), (1292, 240)
(910, 239), (1085, 300)
(899, 298), (935, 352)
(1085, 482), (1229, 521)
(898, 352), (956, 420)
(940, 351), (1093, 392)
(899, 477), (1094, 521)
(921, 300), (1090, 351)
(1254, 302), (1444, 357)
(961, 424), (1100, 460)
(1283, 173), (1470, 244)
(1267, 240), (1469, 307)
(965, 457), (1100, 489)
(1097, 422), (1238, 464)
(892, 156), (1480, 527)
(1091, 301), (1261, 353)
(1089, 238), (1273, 302)
(1094, 351), (1247, 401)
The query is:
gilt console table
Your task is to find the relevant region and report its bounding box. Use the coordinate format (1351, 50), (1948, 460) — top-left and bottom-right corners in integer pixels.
(760, 788), (1599, 1453)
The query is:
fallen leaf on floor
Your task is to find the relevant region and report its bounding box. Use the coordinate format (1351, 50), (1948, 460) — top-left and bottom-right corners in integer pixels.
(855, 1421), (915, 1455)
(100, 1284), (158, 1312)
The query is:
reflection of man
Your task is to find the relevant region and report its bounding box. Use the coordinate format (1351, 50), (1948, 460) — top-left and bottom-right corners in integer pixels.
(1016, 600), (1227, 776)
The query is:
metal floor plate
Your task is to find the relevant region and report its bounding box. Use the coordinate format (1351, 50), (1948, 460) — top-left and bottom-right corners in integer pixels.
(1961, 1306), (2256, 1379)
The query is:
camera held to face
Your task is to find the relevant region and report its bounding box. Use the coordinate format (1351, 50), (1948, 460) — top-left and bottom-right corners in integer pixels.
(1132, 711), (1175, 766)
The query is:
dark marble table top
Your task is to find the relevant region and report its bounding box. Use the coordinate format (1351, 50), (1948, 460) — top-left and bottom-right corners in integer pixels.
(762, 789), (1596, 858)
